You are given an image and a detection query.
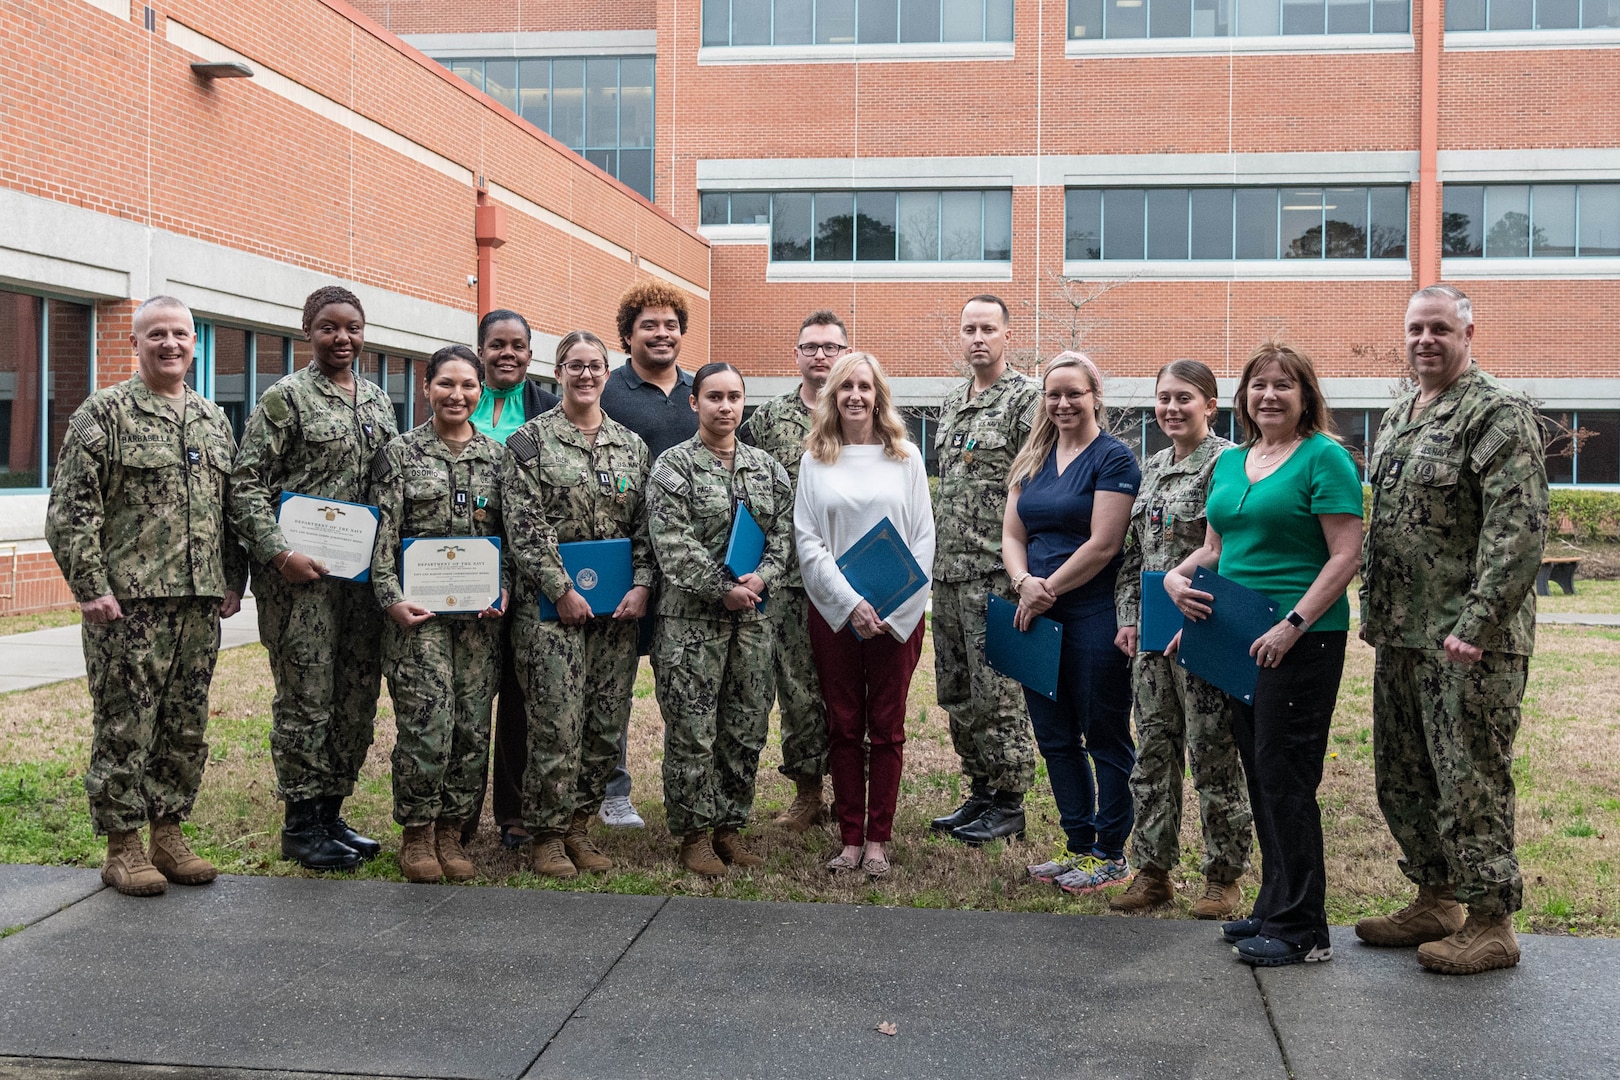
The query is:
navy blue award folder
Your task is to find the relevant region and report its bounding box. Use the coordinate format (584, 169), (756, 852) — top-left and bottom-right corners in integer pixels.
(1139, 571), (1181, 653)
(836, 516), (927, 621)
(1175, 566), (1278, 705)
(539, 538), (633, 619)
(985, 593), (1061, 701)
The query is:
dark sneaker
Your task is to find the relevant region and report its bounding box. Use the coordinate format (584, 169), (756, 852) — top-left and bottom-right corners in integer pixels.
(1234, 935), (1332, 967)
(1221, 916), (1264, 944)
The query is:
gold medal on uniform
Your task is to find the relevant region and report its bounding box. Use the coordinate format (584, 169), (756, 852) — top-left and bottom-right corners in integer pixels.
(473, 495), (488, 522)
(962, 436), (977, 465)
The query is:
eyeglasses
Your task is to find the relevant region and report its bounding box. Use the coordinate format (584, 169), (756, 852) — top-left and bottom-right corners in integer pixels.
(796, 343), (848, 357)
(1044, 389), (1094, 404)
(560, 361), (608, 376)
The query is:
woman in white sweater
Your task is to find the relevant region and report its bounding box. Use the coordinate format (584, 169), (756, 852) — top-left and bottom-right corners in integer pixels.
(795, 351), (935, 878)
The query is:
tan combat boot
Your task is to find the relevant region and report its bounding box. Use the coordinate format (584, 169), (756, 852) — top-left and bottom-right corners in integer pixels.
(1190, 880), (1244, 920)
(399, 824), (442, 884)
(679, 830), (727, 877)
(712, 827), (765, 868)
(531, 832), (578, 879)
(564, 811), (613, 873)
(435, 821), (477, 882)
(148, 818), (217, 885)
(102, 830), (167, 896)
(1109, 866), (1173, 913)
(1417, 910), (1521, 975)
(1354, 884), (1465, 947)
(773, 775), (826, 832)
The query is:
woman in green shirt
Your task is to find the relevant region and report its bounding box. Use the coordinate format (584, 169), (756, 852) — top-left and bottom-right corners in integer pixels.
(1165, 341), (1363, 968)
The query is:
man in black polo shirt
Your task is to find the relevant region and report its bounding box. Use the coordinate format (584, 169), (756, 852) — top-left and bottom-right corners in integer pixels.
(596, 279), (699, 827)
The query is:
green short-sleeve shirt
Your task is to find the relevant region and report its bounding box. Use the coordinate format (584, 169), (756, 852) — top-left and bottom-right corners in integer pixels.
(1205, 432), (1364, 631)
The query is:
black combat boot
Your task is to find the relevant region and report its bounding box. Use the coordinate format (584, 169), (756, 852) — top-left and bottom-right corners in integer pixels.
(951, 790), (1027, 846)
(319, 795), (380, 860)
(930, 778), (994, 834)
(281, 799), (362, 871)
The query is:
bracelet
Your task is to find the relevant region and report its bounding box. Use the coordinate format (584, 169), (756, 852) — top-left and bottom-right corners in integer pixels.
(1010, 571), (1031, 590)
(273, 551), (293, 571)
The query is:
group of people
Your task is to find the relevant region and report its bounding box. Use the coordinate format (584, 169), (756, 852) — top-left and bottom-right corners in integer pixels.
(47, 278), (1547, 977)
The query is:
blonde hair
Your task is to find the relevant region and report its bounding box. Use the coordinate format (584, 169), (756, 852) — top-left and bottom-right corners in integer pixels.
(805, 352), (911, 464)
(1008, 352), (1105, 489)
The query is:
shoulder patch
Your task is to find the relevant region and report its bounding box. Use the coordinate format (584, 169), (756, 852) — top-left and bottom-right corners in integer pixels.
(508, 428), (540, 467)
(260, 389), (292, 427)
(69, 410), (106, 452)
(1470, 423), (1511, 472)
(652, 463), (688, 495)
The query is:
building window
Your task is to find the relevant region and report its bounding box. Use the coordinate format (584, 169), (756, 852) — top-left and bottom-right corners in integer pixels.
(435, 56), (655, 201)
(1068, 0), (1409, 37)
(1065, 186), (1408, 260)
(1543, 411), (1620, 485)
(1442, 184), (1620, 258)
(1445, 0), (1620, 29)
(703, 190), (1013, 261)
(703, 0), (1015, 45)
(0, 290), (93, 491)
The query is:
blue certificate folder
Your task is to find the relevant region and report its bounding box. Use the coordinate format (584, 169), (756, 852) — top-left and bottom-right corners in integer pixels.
(539, 538), (633, 620)
(723, 503), (768, 613)
(985, 593), (1061, 701)
(836, 516), (927, 621)
(1175, 566), (1279, 705)
(1139, 571), (1181, 653)
(723, 503), (766, 579)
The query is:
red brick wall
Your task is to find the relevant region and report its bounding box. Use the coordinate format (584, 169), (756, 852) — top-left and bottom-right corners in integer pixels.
(664, 0), (1617, 386)
(348, 0), (657, 34)
(4, 552), (76, 615)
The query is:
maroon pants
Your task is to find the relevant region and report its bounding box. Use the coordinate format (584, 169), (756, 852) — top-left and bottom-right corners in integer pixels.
(808, 607), (925, 846)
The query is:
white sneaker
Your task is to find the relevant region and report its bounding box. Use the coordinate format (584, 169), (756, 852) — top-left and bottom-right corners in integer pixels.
(599, 795), (645, 829)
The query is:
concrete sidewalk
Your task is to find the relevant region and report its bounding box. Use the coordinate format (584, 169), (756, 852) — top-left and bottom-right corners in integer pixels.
(1, 866), (1615, 1080)
(0, 597), (261, 694)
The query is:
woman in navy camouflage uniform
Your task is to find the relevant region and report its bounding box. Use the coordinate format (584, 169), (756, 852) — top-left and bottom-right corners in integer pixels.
(370, 344), (507, 884)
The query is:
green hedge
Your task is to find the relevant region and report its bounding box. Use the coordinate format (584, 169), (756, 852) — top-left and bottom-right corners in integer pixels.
(1359, 485), (1620, 540)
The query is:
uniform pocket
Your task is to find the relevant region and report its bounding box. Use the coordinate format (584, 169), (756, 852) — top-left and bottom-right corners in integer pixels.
(119, 442), (184, 504)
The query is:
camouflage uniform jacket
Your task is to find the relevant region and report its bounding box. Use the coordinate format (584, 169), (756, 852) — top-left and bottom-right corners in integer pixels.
(229, 365), (398, 565)
(933, 368), (1039, 583)
(1361, 364), (1548, 654)
(47, 376), (247, 602)
(370, 423), (508, 611)
(1115, 433), (1232, 629)
(501, 410), (655, 605)
(740, 386), (813, 589)
(647, 436), (793, 622)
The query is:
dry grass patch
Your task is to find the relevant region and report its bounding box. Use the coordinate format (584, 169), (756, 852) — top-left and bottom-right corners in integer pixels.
(3, 626), (1616, 934)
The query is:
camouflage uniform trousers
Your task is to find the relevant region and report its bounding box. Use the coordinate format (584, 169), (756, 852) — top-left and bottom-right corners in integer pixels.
(772, 585), (828, 779)
(653, 614), (774, 836)
(382, 614), (501, 827)
(930, 573), (1036, 794)
(1373, 646), (1528, 916)
(254, 567), (384, 802)
(1127, 652), (1253, 883)
(83, 597), (220, 835)
(512, 608), (640, 833)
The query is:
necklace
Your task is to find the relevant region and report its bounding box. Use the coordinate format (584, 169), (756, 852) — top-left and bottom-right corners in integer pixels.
(1254, 436), (1301, 464)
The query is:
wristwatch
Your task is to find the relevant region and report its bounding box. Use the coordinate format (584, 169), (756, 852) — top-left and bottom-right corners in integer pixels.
(1284, 609), (1309, 632)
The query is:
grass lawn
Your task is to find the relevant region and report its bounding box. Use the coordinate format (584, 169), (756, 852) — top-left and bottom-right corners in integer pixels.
(2, 623), (1616, 937)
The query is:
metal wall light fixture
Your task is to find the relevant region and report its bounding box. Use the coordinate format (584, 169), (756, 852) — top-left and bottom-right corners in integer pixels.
(190, 61), (255, 79)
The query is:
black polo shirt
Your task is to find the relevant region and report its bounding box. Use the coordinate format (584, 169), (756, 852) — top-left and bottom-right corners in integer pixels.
(599, 360), (697, 462)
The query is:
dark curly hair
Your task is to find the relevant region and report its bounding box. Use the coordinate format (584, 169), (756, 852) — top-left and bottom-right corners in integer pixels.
(615, 280), (689, 352)
(301, 286), (365, 337)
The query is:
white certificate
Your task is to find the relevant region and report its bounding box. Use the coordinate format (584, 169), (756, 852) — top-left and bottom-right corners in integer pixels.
(276, 493), (381, 581)
(400, 536), (502, 613)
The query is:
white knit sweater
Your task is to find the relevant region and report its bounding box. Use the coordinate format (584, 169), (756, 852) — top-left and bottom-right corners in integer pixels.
(794, 442), (935, 641)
